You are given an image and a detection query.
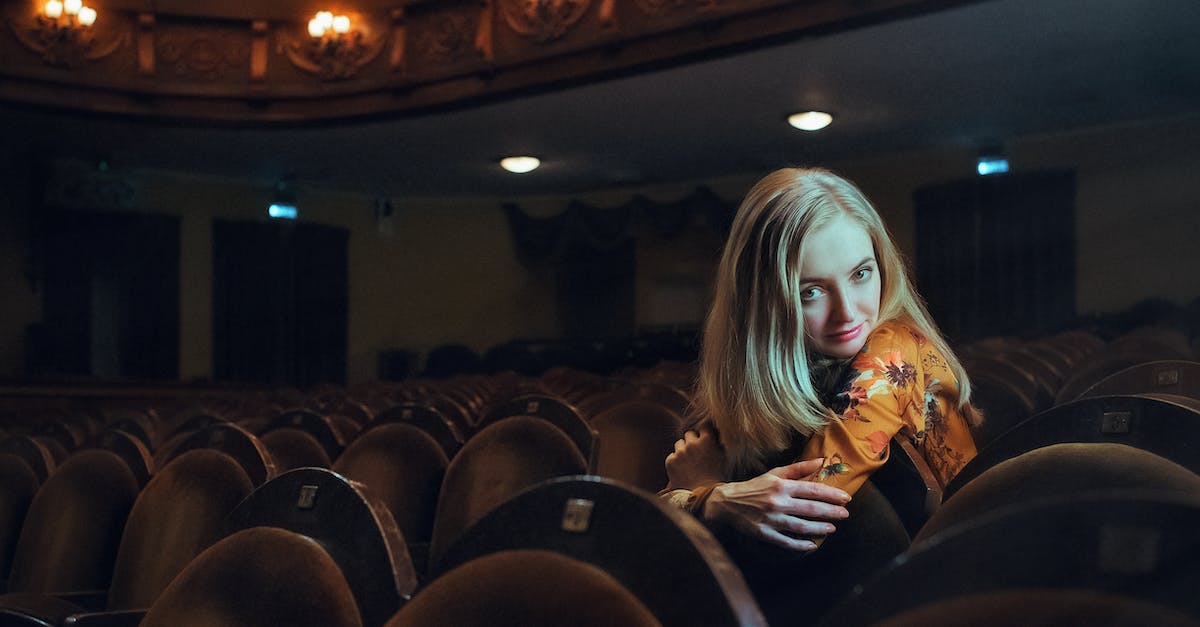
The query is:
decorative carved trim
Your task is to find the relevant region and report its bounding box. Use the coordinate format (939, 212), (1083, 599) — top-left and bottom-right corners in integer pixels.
(498, 0), (592, 42)
(0, 0), (967, 120)
(389, 7), (406, 73)
(137, 13), (155, 75)
(416, 11), (477, 65)
(598, 0), (617, 29)
(9, 11), (127, 68)
(159, 33), (246, 81)
(475, 0), (495, 62)
(633, 0), (719, 18)
(251, 20), (268, 81)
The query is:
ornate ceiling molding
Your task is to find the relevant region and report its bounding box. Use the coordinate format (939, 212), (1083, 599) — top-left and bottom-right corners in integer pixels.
(0, 0), (973, 122)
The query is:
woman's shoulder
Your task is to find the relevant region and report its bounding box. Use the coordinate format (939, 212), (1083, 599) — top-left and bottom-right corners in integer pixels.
(860, 319), (957, 383)
(862, 319), (927, 354)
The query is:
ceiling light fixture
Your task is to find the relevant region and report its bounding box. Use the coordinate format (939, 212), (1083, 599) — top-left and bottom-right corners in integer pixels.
(787, 111), (833, 131)
(500, 156), (541, 174)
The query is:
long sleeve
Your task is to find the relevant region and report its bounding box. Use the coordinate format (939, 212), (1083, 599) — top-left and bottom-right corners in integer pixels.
(800, 321), (977, 496)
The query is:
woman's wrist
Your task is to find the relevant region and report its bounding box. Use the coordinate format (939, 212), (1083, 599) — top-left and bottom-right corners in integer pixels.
(695, 482), (726, 522)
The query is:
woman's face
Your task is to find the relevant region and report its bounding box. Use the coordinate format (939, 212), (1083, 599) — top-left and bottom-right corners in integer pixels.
(797, 214), (881, 359)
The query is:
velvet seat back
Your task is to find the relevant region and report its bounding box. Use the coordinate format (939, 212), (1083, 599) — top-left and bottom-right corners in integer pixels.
(874, 589), (1200, 627)
(428, 416), (587, 569)
(106, 448), (254, 610)
(7, 450), (138, 593)
(386, 549), (661, 627)
(0, 455), (39, 583)
(590, 399), (682, 493)
(332, 422), (448, 543)
(140, 527), (363, 627)
(261, 427), (333, 471)
(919, 442), (1200, 543)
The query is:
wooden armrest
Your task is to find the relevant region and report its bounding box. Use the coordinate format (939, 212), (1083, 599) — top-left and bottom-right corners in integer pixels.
(0, 592), (84, 625)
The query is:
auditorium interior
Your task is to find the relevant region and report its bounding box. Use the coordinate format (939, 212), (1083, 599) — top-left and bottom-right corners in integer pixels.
(0, 0), (1198, 624)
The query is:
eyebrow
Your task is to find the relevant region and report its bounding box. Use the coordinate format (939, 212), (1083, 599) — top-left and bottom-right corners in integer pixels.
(798, 257), (876, 284)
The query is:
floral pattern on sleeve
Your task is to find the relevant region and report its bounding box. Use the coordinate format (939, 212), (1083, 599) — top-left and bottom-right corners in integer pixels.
(799, 321), (978, 496)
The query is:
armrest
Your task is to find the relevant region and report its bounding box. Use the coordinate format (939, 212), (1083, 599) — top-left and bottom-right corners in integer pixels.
(65, 608), (147, 627)
(0, 591), (84, 625)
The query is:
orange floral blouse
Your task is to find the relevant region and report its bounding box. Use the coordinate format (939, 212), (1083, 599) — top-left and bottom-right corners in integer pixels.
(797, 320), (978, 496)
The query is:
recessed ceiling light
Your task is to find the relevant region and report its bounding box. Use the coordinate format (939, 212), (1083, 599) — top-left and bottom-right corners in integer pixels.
(500, 156), (541, 173)
(787, 111), (833, 131)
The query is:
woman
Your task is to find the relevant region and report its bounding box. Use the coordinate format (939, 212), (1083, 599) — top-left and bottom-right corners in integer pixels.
(662, 167), (981, 552)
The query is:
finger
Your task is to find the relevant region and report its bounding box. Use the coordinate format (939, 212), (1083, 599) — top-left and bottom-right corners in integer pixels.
(771, 457), (825, 480)
(786, 479), (852, 505)
(754, 524), (820, 553)
(765, 512), (838, 537)
(775, 497), (850, 521)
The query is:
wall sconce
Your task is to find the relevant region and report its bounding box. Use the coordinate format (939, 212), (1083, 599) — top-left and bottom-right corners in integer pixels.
(283, 10), (384, 81)
(10, 0), (124, 67)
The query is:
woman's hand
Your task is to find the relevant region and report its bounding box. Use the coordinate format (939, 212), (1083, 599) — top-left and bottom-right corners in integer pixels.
(702, 458), (851, 552)
(664, 424), (727, 491)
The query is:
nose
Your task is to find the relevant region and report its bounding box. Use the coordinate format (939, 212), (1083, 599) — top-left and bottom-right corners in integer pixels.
(829, 287), (854, 323)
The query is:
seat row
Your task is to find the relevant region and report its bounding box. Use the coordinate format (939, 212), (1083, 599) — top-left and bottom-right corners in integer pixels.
(1, 352), (1199, 625)
(959, 324), (1198, 448)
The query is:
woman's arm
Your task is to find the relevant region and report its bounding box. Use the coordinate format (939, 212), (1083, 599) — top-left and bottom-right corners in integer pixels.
(702, 459), (851, 552)
(664, 425), (851, 552)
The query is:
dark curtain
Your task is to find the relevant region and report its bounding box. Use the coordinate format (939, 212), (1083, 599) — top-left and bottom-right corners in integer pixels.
(213, 219), (347, 387)
(503, 187), (732, 340)
(36, 211), (180, 379)
(915, 170), (1076, 342)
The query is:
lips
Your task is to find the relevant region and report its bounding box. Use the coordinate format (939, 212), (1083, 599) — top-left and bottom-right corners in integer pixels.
(827, 323), (864, 342)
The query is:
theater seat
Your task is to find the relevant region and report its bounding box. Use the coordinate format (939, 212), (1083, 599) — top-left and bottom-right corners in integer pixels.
(105, 448), (255, 610)
(0, 455), (39, 591)
(816, 492), (1200, 626)
(3, 449), (138, 596)
(157, 423), (276, 487)
(0, 449), (254, 626)
(260, 427), (332, 471)
(224, 467), (418, 627)
(332, 422), (448, 544)
(474, 394), (597, 470)
(589, 399), (681, 493)
(943, 393), (1200, 500)
(1078, 360), (1200, 401)
(386, 550), (662, 627)
(919, 443), (1200, 543)
(870, 435), (943, 538)
(139, 527), (363, 627)
(434, 475), (766, 626)
(427, 416), (587, 571)
(94, 430), (154, 488)
(270, 409), (348, 460)
(873, 589), (1198, 627)
(373, 404), (464, 459)
(0, 436), (56, 483)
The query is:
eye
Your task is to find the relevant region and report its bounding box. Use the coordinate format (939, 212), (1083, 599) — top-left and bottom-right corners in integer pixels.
(852, 266), (874, 281)
(799, 286), (824, 302)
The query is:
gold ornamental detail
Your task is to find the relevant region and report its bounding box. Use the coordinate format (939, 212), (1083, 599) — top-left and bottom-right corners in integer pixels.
(498, 0), (592, 43)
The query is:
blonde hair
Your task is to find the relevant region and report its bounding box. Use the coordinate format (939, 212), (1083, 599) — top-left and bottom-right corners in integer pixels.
(693, 167), (978, 476)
